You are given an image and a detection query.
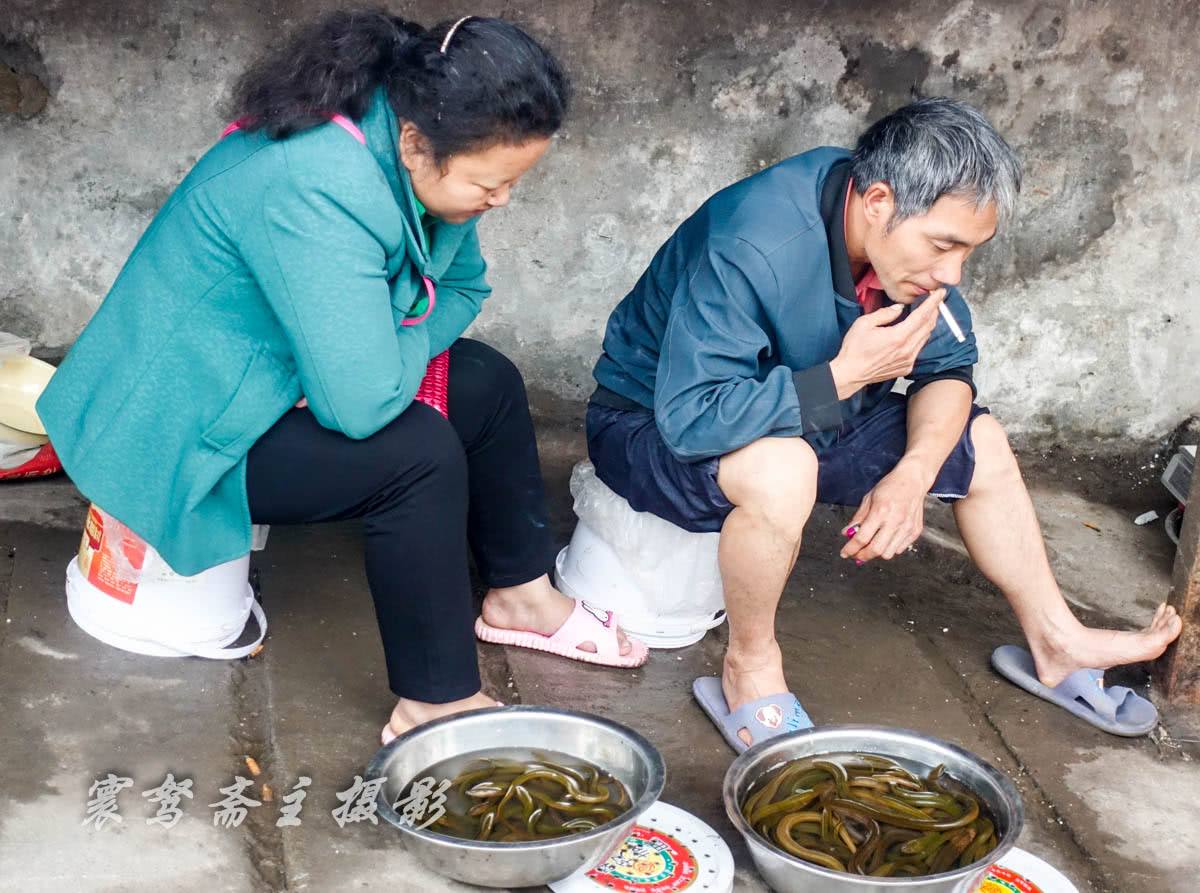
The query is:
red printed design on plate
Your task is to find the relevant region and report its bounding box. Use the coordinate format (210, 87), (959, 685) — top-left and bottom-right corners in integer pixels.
(980, 864), (1044, 893)
(587, 826), (698, 892)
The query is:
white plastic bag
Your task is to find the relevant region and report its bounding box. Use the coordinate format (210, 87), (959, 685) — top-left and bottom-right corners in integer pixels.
(0, 420), (48, 469)
(560, 462), (725, 646)
(0, 332), (32, 359)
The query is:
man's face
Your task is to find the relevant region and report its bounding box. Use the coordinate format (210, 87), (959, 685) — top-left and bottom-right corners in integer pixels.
(861, 185), (998, 304)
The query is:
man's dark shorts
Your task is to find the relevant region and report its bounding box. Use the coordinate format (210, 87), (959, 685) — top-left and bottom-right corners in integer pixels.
(586, 394), (991, 534)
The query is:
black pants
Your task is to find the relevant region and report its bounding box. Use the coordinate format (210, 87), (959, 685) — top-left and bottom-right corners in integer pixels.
(246, 339), (554, 702)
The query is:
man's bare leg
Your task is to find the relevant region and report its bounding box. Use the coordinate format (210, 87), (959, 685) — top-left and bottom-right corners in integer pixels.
(953, 415), (1181, 686)
(716, 437), (819, 745)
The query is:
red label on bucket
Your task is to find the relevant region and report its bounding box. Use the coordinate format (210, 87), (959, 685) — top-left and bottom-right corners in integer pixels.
(78, 505), (147, 604)
(587, 826), (698, 892)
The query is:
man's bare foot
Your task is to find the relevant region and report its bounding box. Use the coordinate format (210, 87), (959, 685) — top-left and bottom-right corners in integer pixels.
(386, 692), (503, 740)
(722, 641), (789, 747)
(1030, 603), (1182, 688)
(480, 574), (635, 657)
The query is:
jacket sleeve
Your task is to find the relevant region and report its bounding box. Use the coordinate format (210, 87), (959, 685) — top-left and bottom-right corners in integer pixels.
(907, 286), (979, 398)
(653, 236), (841, 461)
(247, 165), (430, 440)
(421, 223), (492, 358)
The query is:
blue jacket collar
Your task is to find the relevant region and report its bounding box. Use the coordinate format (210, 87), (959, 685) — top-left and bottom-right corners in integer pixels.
(820, 158), (858, 305)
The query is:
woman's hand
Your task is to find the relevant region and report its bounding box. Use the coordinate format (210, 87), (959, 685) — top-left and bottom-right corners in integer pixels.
(294, 397), (308, 409)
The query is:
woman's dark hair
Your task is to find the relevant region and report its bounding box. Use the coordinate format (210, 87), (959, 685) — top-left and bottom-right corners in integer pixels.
(230, 9), (571, 161)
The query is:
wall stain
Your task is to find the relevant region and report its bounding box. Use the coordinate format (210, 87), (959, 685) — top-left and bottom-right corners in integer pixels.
(0, 37), (50, 118)
(1100, 27), (1130, 65)
(0, 292), (45, 342)
(1022, 4), (1067, 53)
(950, 71), (1009, 109)
(970, 113), (1133, 292)
(745, 131), (790, 179)
(838, 39), (931, 120)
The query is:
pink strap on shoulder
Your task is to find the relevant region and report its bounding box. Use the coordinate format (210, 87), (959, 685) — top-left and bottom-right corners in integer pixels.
(402, 276), (437, 327)
(328, 114), (366, 144)
(219, 113), (365, 144)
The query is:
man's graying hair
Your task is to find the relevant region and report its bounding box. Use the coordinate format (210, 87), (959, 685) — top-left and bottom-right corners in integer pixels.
(850, 97), (1022, 230)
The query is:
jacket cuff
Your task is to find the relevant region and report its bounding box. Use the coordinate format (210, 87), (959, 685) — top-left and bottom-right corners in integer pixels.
(908, 366), (977, 400)
(792, 362), (843, 433)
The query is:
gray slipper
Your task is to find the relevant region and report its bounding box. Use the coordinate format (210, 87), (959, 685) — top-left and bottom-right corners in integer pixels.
(692, 676), (814, 754)
(991, 645), (1158, 737)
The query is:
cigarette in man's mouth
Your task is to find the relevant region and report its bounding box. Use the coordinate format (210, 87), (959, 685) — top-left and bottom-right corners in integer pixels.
(937, 301), (966, 343)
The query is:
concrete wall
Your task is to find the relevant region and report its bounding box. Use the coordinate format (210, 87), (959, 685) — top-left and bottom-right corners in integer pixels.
(2, 0), (1197, 444)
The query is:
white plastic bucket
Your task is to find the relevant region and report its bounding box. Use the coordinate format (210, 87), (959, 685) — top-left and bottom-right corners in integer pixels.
(64, 504), (267, 658)
(554, 462), (726, 649)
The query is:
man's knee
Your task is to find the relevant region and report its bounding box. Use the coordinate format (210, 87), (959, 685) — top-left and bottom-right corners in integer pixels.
(718, 437), (818, 532)
(969, 414), (1019, 493)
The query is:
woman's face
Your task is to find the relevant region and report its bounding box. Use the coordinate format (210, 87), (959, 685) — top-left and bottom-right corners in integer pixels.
(400, 123), (551, 225)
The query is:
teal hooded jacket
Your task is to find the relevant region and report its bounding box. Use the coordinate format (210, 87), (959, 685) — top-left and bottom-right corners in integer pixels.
(37, 88), (491, 575)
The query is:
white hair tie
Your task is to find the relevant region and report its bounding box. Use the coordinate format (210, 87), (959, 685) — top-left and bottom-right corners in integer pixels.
(440, 16), (472, 54)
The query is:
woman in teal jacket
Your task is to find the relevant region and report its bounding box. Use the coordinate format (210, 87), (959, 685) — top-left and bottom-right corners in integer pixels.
(38, 10), (645, 743)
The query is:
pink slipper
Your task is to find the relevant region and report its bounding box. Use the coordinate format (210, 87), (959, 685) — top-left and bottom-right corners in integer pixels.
(475, 600), (649, 668)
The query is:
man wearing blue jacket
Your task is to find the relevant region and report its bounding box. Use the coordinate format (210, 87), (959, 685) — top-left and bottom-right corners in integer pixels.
(588, 98), (1181, 750)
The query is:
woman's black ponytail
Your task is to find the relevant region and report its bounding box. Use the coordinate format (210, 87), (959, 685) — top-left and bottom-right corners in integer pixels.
(231, 9), (420, 139)
(230, 8), (570, 159)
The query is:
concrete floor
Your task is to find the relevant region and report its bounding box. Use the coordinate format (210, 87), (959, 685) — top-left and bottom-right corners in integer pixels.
(0, 419), (1197, 893)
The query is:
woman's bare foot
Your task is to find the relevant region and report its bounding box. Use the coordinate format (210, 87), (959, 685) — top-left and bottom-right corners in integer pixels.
(480, 574), (635, 657)
(1029, 603), (1182, 688)
(722, 640), (789, 747)
(385, 691), (503, 740)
